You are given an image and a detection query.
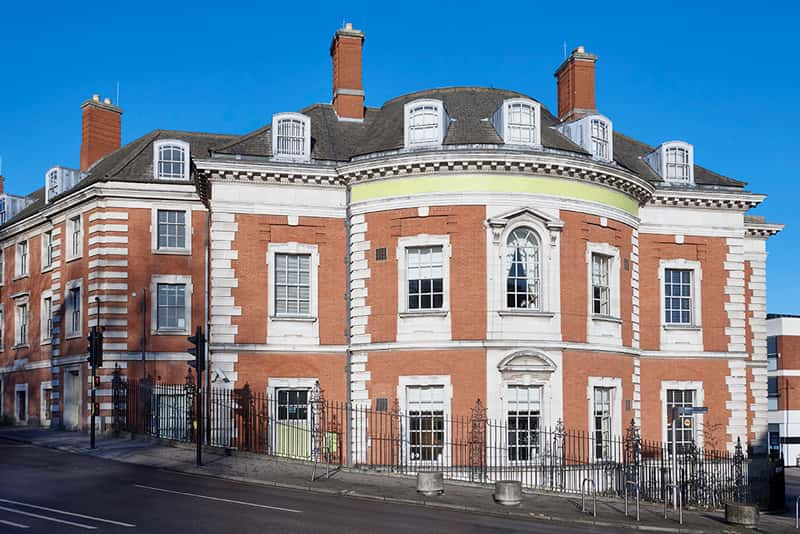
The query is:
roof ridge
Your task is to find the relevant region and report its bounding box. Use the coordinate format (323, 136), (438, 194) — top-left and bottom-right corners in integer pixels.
(379, 86), (533, 107)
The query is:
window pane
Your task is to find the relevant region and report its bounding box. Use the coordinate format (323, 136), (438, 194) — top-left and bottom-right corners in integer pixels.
(274, 253), (311, 316)
(505, 228), (540, 310)
(406, 246), (444, 310)
(664, 268), (692, 325)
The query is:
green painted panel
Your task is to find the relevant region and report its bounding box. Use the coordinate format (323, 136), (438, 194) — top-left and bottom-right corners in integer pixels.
(351, 174), (639, 215)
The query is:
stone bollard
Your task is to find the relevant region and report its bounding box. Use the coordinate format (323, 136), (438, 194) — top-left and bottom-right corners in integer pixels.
(416, 471), (444, 496)
(724, 503), (759, 527)
(494, 480), (522, 506)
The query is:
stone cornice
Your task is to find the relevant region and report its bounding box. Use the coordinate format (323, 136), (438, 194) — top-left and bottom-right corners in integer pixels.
(194, 158), (342, 187)
(745, 221), (783, 238)
(338, 151), (655, 205)
(650, 189), (765, 210)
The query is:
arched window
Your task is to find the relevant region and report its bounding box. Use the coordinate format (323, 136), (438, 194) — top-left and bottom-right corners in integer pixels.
(404, 99), (446, 148)
(272, 113), (311, 162)
(154, 140), (189, 180)
(505, 227), (541, 310)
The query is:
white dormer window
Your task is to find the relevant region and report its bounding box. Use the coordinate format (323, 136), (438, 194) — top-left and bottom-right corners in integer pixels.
(590, 118), (610, 160)
(153, 140), (190, 180)
(645, 141), (694, 184)
(404, 99), (448, 149)
(492, 98), (541, 147)
(272, 113), (311, 163)
(556, 114), (613, 161)
(47, 169), (59, 200)
(0, 198), (5, 225)
(44, 166), (81, 203)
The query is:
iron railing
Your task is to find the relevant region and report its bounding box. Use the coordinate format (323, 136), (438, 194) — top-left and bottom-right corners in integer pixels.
(112, 373), (749, 509)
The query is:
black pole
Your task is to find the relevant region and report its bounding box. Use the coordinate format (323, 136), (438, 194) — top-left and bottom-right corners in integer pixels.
(90, 353), (96, 449)
(196, 364), (203, 466)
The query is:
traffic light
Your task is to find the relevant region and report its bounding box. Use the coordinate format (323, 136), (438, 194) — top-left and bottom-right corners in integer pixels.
(187, 326), (205, 373)
(86, 326), (103, 368)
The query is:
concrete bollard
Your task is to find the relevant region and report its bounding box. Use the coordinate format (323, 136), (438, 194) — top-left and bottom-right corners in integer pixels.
(724, 503), (759, 527)
(416, 471), (444, 496)
(494, 480), (522, 506)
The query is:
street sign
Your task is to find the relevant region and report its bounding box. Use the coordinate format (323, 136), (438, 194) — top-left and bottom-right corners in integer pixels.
(678, 406), (708, 416)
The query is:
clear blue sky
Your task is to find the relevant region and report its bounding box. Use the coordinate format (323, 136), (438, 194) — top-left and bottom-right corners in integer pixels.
(1, 1), (797, 312)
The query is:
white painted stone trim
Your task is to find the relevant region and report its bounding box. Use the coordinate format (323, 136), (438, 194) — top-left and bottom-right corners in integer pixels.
(150, 274), (193, 335)
(266, 242), (320, 346)
(151, 206), (192, 255)
(586, 242), (622, 346)
(658, 259), (703, 351)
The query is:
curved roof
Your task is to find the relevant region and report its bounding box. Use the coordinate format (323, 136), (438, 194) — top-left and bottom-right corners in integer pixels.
(210, 86), (745, 188)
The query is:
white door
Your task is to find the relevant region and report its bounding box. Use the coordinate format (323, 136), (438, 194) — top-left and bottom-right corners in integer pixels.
(275, 388), (311, 459)
(63, 369), (81, 430)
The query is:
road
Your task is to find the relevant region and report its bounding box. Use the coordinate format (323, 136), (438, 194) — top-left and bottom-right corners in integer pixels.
(0, 438), (616, 533)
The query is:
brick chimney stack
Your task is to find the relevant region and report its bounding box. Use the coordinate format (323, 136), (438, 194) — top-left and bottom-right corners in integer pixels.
(330, 22), (365, 120)
(554, 46), (598, 122)
(80, 94), (122, 171)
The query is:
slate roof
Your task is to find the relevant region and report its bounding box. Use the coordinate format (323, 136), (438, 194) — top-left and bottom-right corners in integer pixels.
(1, 130), (237, 228)
(209, 86), (746, 188)
(2, 86), (750, 230)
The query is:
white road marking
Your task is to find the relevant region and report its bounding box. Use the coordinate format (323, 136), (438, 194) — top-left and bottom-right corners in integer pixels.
(134, 484), (303, 513)
(0, 505), (96, 530)
(0, 519), (30, 529)
(0, 498), (135, 527)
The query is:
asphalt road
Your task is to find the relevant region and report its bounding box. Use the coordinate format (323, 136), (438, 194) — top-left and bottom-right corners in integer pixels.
(0, 438), (618, 533)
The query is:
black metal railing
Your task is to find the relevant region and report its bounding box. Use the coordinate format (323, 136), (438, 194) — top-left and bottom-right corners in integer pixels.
(112, 374), (749, 509)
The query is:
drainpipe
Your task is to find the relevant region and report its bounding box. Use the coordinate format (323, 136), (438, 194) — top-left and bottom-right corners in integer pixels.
(345, 185), (353, 466)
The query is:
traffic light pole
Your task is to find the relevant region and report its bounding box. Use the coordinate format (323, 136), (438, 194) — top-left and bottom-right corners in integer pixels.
(188, 325), (205, 467)
(196, 363), (203, 467)
(90, 356), (97, 449)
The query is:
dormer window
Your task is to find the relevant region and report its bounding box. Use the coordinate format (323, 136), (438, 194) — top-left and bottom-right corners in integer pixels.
(556, 114), (613, 161)
(590, 118), (610, 160)
(154, 140), (190, 180)
(47, 169), (59, 200)
(44, 166), (81, 203)
(645, 141), (694, 185)
(0, 198), (5, 225)
(272, 113), (311, 163)
(404, 99), (448, 149)
(492, 98), (541, 147)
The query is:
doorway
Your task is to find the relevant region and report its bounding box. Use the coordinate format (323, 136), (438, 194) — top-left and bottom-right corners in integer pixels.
(63, 368), (81, 430)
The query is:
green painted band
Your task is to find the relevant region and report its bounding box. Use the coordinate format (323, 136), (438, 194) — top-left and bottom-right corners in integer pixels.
(351, 174), (640, 215)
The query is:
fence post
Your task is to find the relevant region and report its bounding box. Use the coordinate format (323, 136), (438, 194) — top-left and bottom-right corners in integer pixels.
(310, 381), (325, 464)
(469, 398), (487, 483)
(552, 419), (565, 491)
(734, 437), (746, 503)
(241, 384), (252, 451)
(111, 365), (123, 438)
(184, 371), (195, 442)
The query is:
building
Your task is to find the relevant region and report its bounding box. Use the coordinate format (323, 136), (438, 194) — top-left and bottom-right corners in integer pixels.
(0, 23), (782, 457)
(767, 314), (800, 462)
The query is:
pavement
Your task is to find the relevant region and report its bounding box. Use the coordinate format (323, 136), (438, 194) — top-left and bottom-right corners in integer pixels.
(0, 426), (795, 533)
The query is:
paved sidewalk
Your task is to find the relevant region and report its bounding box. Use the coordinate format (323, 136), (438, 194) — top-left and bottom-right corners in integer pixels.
(0, 426), (793, 533)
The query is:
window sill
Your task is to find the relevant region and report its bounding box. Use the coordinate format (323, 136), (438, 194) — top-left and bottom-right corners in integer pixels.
(153, 248), (191, 256)
(152, 329), (189, 336)
(13, 344), (30, 350)
(65, 255), (82, 264)
(662, 324), (702, 332)
(269, 315), (317, 323)
(399, 310), (449, 318)
(40, 340), (52, 346)
(592, 315), (622, 324)
(497, 310), (554, 318)
(13, 274), (29, 281)
(65, 333), (82, 340)
(41, 266), (54, 274)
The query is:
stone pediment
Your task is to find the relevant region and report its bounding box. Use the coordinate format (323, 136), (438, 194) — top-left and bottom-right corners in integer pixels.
(497, 350), (557, 374)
